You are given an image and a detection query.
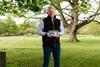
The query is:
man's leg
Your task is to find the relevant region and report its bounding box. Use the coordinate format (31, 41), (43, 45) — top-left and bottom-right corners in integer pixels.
(52, 45), (60, 67)
(43, 46), (51, 67)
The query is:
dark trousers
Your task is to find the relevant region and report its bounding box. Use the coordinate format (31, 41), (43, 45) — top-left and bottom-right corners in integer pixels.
(42, 44), (60, 67)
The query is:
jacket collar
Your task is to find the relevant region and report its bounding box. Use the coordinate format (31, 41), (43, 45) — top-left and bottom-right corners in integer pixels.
(47, 15), (56, 19)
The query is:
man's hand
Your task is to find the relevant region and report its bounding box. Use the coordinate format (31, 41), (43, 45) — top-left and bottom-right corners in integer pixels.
(46, 31), (59, 37)
(46, 32), (50, 37)
(54, 31), (59, 38)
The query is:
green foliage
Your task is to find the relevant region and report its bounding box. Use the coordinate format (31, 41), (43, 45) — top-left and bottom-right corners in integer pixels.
(23, 27), (35, 34)
(0, 21), (7, 34)
(5, 16), (19, 35)
(0, 16), (36, 36)
(19, 20), (30, 30)
(79, 0), (91, 13)
(0, 1), (25, 16)
(18, 19), (36, 35)
(0, 0), (48, 16)
(29, 4), (41, 12)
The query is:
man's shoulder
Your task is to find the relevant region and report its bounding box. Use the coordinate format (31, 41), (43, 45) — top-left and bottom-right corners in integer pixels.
(41, 17), (47, 22)
(56, 18), (60, 21)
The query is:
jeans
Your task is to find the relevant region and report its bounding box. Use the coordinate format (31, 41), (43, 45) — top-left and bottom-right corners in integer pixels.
(42, 44), (60, 67)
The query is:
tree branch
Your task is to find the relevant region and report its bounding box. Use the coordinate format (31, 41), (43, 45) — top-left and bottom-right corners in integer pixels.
(55, 0), (69, 27)
(67, 0), (73, 6)
(77, 5), (100, 29)
(63, 11), (71, 17)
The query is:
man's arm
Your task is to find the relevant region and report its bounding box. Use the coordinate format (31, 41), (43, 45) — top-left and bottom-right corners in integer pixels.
(37, 20), (46, 36)
(59, 22), (64, 36)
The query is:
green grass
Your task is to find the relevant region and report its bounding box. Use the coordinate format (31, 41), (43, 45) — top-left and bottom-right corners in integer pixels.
(0, 35), (100, 67)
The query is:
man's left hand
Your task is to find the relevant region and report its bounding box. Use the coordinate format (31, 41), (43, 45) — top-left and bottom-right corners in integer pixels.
(54, 31), (59, 38)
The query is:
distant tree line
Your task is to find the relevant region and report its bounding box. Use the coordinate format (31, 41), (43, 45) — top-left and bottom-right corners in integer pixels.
(0, 16), (36, 36)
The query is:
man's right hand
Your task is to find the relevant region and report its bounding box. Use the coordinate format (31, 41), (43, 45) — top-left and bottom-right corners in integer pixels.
(46, 32), (50, 37)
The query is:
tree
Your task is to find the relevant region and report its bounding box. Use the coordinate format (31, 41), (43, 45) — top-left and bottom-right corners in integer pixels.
(49, 0), (100, 42)
(18, 19), (36, 35)
(0, 0), (47, 16)
(6, 16), (19, 35)
(0, 21), (7, 35)
(23, 27), (35, 35)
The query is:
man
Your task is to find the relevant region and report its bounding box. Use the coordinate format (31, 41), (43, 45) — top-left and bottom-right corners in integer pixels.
(37, 6), (64, 67)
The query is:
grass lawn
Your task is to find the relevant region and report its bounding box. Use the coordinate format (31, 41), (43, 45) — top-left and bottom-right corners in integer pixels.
(0, 35), (100, 67)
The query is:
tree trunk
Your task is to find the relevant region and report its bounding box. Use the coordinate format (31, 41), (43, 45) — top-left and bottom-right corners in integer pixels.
(68, 18), (79, 42)
(68, 16), (79, 42)
(68, 24), (79, 42)
(68, 0), (79, 42)
(2, 0), (6, 5)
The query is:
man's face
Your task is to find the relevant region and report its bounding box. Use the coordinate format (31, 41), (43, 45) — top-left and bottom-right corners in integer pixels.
(48, 8), (56, 17)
